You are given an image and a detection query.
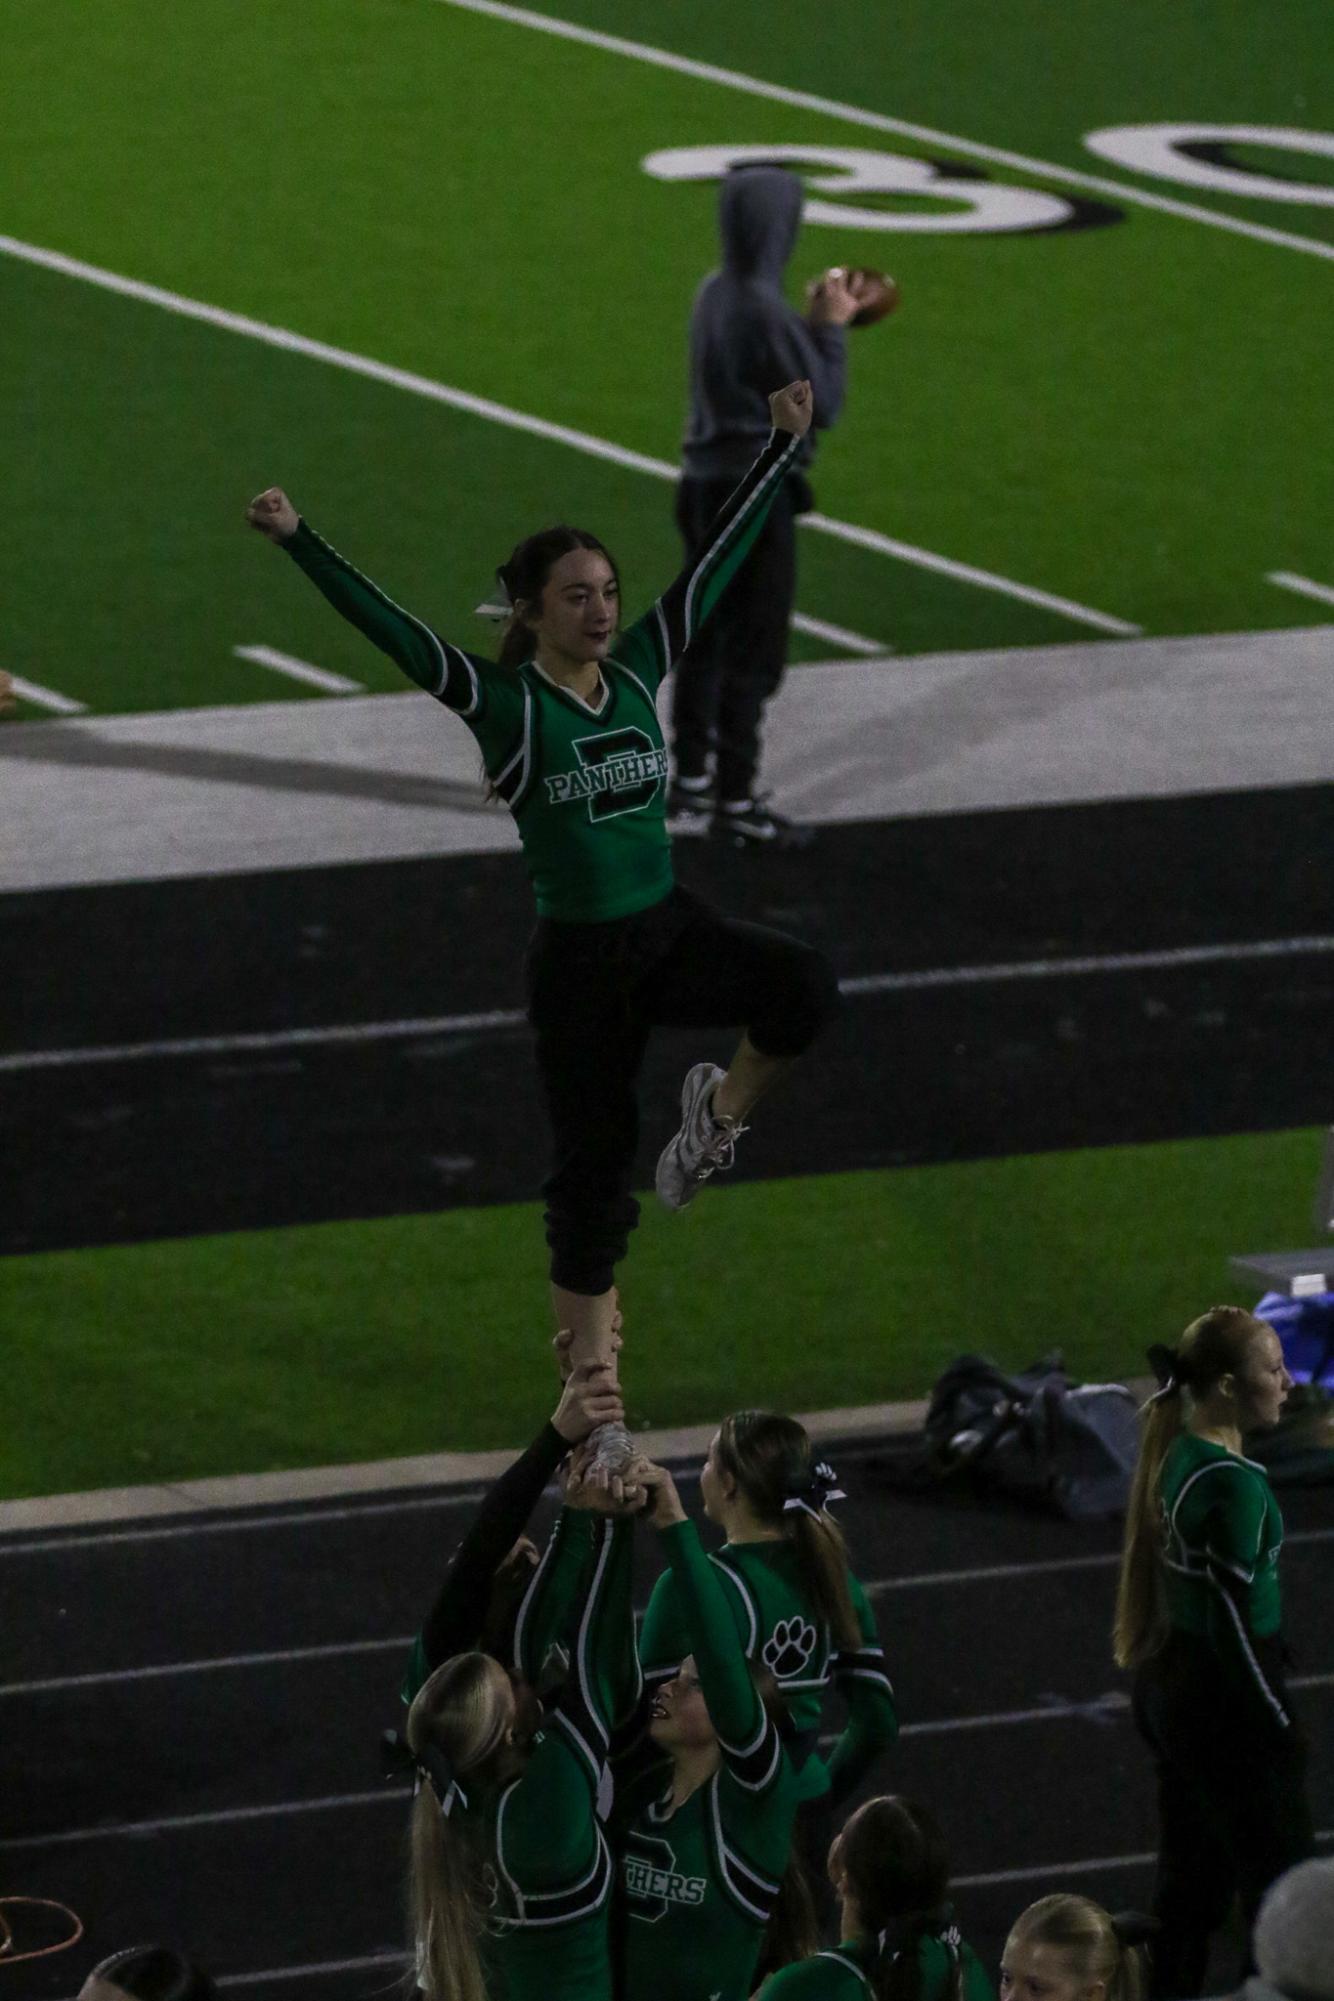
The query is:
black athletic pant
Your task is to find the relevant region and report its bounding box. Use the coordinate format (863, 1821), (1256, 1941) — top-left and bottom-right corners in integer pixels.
(670, 471), (809, 802)
(525, 884), (839, 1295)
(1133, 1633), (1314, 1997)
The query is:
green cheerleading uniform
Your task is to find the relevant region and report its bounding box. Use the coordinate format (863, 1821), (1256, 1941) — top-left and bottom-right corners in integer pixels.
(639, 1538), (897, 1804)
(617, 1519), (803, 2001)
(1157, 1432), (1290, 1731)
(759, 1926), (996, 2000)
(416, 1508), (635, 2001)
(283, 429), (801, 923)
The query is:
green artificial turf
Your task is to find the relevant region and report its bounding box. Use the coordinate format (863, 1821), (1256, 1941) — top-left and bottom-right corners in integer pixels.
(5, 1126), (1321, 1500)
(2, 0), (1331, 725)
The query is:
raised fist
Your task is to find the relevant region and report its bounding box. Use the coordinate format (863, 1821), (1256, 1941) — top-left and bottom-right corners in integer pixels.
(768, 380), (814, 437)
(246, 487), (299, 544)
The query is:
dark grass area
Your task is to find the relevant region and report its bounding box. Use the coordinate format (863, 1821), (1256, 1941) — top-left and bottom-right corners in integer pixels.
(1, 1444), (1329, 1998)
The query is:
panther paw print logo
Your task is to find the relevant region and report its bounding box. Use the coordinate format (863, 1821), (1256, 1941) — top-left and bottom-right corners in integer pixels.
(762, 1617), (817, 1679)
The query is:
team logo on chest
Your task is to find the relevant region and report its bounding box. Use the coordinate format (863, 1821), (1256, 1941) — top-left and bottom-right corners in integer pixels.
(623, 1831), (707, 1924)
(544, 725), (668, 821)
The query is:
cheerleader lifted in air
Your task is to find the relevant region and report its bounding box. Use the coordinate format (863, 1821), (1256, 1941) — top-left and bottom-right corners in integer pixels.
(247, 381), (838, 1438)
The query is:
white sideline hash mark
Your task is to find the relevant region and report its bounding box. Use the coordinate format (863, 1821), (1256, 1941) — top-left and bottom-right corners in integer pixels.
(434, 0), (1334, 265)
(0, 233), (1137, 637)
(233, 644), (363, 694)
(1, 933), (1331, 1076)
(1267, 570), (1334, 612)
(8, 674), (86, 715)
(790, 611), (889, 656)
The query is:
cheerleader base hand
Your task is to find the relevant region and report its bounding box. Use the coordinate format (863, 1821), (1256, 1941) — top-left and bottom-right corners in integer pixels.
(552, 1361), (625, 1445)
(565, 1437), (644, 1512)
(635, 1458), (689, 1529)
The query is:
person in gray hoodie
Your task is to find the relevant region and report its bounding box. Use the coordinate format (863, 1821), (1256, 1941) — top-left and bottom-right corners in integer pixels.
(669, 164), (868, 846)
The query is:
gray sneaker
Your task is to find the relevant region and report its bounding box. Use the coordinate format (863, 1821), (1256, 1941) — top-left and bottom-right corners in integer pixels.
(655, 1061), (748, 1211)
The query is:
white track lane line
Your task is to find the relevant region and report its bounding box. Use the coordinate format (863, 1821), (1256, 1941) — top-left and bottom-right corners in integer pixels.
(233, 645), (363, 694)
(4, 932), (1330, 1078)
(13, 1687), (1333, 1853)
(841, 933), (1334, 997)
(0, 1789), (410, 1853)
(3, 1546), (1328, 1695)
(789, 611), (889, 656)
(0, 1489), (488, 1558)
(955, 1829), (1333, 1891)
(0, 232), (1135, 635)
(435, 0), (1334, 265)
(8, 675), (87, 715)
(216, 1950), (408, 1990)
(0, 1636), (412, 1698)
(867, 1526), (1334, 1593)
(1267, 569), (1334, 610)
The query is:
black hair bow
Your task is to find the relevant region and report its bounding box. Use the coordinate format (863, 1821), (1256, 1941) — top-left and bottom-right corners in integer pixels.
(782, 1459), (846, 1520)
(381, 1727), (467, 1819)
(1145, 1344), (1184, 1402)
(1109, 1911), (1161, 1948)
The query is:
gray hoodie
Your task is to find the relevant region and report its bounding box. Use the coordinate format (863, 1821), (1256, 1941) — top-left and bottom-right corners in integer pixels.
(681, 166), (848, 480)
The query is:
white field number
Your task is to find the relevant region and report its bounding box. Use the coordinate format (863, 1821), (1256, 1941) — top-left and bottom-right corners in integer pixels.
(641, 143), (1075, 233)
(1084, 123), (1334, 206)
(642, 124), (1334, 234)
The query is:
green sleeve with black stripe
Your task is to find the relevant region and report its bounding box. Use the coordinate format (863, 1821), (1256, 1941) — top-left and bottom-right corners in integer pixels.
(639, 1562), (749, 1690)
(513, 1507), (599, 1690)
(282, 521), (524, 745)
(657, 1519), (783, 1792)
(616, 429), (803, 692)
(516, 1513), (638, 1772)
(825, 1573), (899, 1806)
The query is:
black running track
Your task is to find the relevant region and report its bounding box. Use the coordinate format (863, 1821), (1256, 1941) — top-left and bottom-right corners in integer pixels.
(2, 1443), (1330, 1998)
(3, 783), (1331, 1256)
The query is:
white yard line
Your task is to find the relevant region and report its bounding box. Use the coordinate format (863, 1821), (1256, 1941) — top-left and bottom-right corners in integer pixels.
(1267, 569), (1334, 611)
(0, 231), (1135, 635)
(233, 645), (363, 694)
(803, 510), (1139, 637)
(790, 611), (888, 656)
(435, 0), (1334, 266)
(8, 674), (86, 715)
(3, 932), (1329, 1079)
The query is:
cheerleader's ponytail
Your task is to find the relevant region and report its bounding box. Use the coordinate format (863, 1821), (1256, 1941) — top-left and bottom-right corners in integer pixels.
(1113, 1305), (1267, 1669)
(832, 1797), (960, 2001)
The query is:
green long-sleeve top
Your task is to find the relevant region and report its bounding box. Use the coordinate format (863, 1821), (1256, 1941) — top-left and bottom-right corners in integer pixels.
(282, 429), (801, 922)
(639, 1536), (897, 1807)
(616, 1519), (803, 2001)
(432, 1510), (635, 2001)
(1158, 1432), (1291, 1736)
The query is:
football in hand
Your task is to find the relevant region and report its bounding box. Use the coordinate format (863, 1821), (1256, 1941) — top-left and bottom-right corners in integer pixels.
(844, 268), (899, 327)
